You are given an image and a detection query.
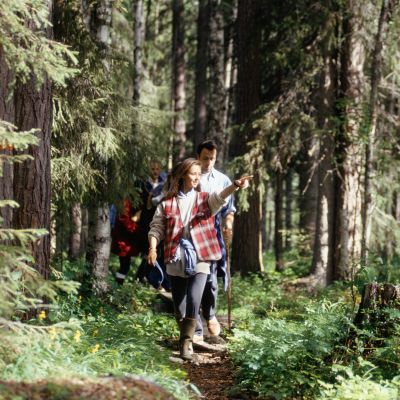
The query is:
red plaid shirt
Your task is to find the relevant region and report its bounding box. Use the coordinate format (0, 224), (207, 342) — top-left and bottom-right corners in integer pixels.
(163, 192), (222, 263)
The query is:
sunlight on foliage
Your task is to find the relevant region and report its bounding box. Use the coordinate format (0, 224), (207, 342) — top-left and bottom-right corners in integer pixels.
(0, 0), (77, 88)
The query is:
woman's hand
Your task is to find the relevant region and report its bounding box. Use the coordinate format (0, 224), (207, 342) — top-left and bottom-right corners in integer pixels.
(219, 175), (254, 200)
(233, 175), (253, 189)
(147, 247), (157, 265)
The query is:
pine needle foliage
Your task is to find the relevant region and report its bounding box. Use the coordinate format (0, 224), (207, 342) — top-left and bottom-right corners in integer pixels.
(0, 122), (79, 324)
(52, 0), (172, 211)
(0, 0), (81, 365)
(0, 0), (78, 88)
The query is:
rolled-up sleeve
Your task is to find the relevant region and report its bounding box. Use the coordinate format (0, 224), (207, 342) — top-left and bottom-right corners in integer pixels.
(148, 203), (166, 244)
(208, 192), (227, 216)
(221, 176), (236, 216)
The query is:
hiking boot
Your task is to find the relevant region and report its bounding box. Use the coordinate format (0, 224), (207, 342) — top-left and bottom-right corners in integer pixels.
(206, 335), (226, 345)
(207, 316), (221, 336)
(193, 334), (204, 344)
(179, 318), (196, 361)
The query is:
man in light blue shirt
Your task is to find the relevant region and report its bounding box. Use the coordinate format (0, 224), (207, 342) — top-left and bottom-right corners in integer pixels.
(195, 140), (236, 344)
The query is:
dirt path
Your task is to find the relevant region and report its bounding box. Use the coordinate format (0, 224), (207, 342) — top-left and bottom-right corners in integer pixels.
(183, 352), (238, 400)
(170, 316), (257, 400)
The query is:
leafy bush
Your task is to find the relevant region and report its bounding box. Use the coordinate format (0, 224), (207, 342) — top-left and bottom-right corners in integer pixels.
(318, 363), (400, 400)
(228, 299), (351, 399)
(1, 285), (191, 399)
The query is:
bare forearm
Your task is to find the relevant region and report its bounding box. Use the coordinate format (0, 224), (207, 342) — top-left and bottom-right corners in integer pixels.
(147, 235), (158, 265)
(219, 184), (239, 200)
(148, 235), (158, 249)
(224, 213), (234, 230)
(219, 175), (252, 199)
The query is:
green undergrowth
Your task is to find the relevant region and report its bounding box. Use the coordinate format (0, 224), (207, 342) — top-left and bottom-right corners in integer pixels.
(0, 258), (195, 400)
(224, 260), (400, 399)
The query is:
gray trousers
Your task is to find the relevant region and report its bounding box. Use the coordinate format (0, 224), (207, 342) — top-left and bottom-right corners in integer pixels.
(169, 273), (208, 320)
(195, 270), (218, 336)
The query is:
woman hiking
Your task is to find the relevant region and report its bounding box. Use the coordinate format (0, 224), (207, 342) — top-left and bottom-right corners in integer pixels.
(147, 158), (251, 361)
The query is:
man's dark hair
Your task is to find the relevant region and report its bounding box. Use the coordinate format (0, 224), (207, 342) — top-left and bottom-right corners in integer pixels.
(196, 139), (218, 156)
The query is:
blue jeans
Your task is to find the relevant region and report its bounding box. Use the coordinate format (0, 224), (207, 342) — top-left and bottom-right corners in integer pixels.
(169, 273), (208, 320)
(195, 270), (218, 336)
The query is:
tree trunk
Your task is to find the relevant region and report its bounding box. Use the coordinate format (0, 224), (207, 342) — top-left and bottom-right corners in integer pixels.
(310, 37), (336, 287)
(334, 0), (366, 280)
(193, 0), (209, 151)
(284, 169), (293, 250)
(133, 0), (144, 104)
(223, 0), (237, 145)
(0, 46), (14, 229)
(275, 164), (284, 271)
(361, 0), (397, 264)
(12, 1), (53, 278)
(94, 0), (112, 51)
(50, 212), (56, 256)
(261, 184), (268, 251)
(268, 210), (274, 252)
(354, 283), (400, 326)
(80, 206), (89, 257)
(92, 203), (111, 295)
(68, 202), (82, 260)
(90, 0), (113, 294)
(297, 128), (318, 251)
(231, 0), (263, 276)
(13, 80), (52, 278)
(207, 0), (227, 166)
(54, 211), (67, 257)
(172, 0), (187, 162)
(85, 206), (97, 266)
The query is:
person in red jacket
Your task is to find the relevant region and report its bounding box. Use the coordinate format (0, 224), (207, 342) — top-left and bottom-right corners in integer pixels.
(111, 199), (144, 284)
(112, 160), (166, 285)
(147, 158), (251, 361)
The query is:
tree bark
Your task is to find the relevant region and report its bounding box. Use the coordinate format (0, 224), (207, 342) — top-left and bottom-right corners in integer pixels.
(79, 0), (113, 295)
(261, 183), (268, 251)
(133, 0), (144, 104)
(193, 0), (209, 151)
(231, 0), (263, 276)
(92, 203), (111, 295)
(223, 0), (237, 144)
(85, 206), (97, 266)
(284, 169), (293, 250)
(297, 128), (318, 250)
(354, 283), (400, 326)
(0, 46), (14, 229)
(267, 210), (274, 252)
(310, 36), (336, 286)
(334, 0), (366, 280)
(207, 0), (227, 166)
(275, 164), (284, 271)
(80, 206), (89, 257)
(68, 202), (82, 260)
(12, 1), (53, 278)
(172, 0), (187, 162)
(361, 0), (398, 264)
(90, 0), (113, 294)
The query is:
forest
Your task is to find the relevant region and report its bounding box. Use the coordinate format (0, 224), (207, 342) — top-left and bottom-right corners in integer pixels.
(1, 0), (400, 399)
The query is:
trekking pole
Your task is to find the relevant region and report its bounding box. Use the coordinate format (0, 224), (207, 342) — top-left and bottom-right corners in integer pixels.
(225, 234), (233, 332)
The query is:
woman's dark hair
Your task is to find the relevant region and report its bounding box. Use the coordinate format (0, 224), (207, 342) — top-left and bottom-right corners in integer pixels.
(196, 139), (218, 156)
(164, 158), (201, 199)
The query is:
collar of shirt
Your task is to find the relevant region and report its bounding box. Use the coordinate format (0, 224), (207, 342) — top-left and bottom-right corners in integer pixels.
(177, 188), (196, 199)
(201, 169), (216, 181)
